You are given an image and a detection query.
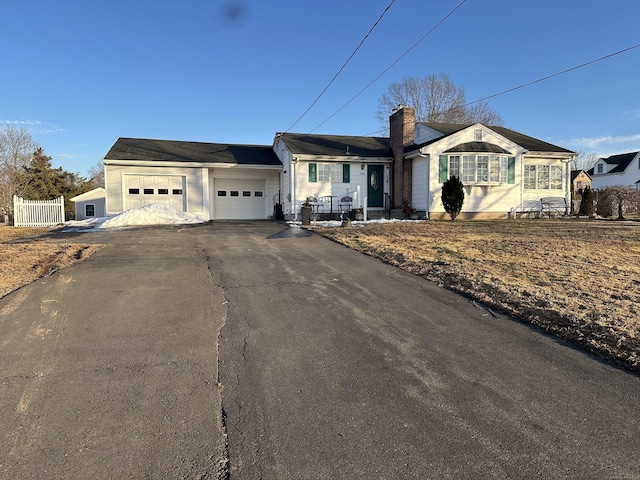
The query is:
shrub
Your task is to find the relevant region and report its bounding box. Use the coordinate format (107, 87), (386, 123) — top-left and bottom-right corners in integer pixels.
(442, 176), (465, 221)
(578, 186), (594, 217)
(595, 188), (613, 218)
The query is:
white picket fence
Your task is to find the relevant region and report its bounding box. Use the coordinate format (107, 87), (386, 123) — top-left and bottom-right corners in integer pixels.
(13, 195), (65, 227)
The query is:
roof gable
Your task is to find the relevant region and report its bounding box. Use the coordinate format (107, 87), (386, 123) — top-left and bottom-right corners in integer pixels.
(105, 138), (282, 166)
(276, 132), (391, 158)
(601, 151), (639, 173)
(418, 123), (574, 154)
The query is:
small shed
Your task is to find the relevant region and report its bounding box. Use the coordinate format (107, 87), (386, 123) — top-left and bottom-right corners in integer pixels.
(70, 187), (106, 220)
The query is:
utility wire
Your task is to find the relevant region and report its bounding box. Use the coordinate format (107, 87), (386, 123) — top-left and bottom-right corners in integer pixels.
(449, 42), (640, 115)
(361, 41), (640, 136)
(309, 0), (468, 133)
(283, 0), (396, 133)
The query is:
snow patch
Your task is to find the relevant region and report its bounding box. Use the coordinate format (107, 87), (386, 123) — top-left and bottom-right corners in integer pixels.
(64, 203), (206, 230)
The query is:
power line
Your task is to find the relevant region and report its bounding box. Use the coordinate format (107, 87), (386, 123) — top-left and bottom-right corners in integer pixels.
(451, 42), (640, 114)
(361, 41), (640, 135)
(308, 0), (468, 133)
(283, 0), (396, 133)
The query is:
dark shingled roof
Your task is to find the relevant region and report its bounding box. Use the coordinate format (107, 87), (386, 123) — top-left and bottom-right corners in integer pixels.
(600, 151), (639, 173)
(105, 138), (282, 166)
(419, 123), (574, 153)
(444, 142), (512, 154)
(277, 132), (391, 157)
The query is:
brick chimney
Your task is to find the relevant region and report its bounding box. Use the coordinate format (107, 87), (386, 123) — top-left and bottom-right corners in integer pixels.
(389, 105), (415, 209)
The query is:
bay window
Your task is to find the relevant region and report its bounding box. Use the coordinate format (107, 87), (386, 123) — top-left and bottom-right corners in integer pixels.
(442, 154), (514, 185)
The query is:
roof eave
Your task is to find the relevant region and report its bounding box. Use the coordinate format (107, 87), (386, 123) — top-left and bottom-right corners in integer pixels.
(103, 159), (283, 169)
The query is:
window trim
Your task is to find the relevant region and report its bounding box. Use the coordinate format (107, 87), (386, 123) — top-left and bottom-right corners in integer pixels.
(85, 204), (95, 217)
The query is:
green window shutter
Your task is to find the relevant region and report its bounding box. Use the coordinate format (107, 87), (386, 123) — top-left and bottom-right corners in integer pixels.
(343, 164), (350, 183)
(439, 155), (448, 183)
(508, 156), (516, 184)
(308, 163), (317, 182)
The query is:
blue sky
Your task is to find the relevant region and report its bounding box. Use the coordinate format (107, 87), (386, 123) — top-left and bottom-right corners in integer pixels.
(1, 0), (639, 177)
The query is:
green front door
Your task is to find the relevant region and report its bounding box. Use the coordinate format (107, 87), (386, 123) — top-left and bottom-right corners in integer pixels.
(367, 165), (384, 208)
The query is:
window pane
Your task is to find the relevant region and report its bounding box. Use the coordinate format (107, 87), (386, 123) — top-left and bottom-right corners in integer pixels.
(85, 205), (95, 217)
(449, 155), (460, 179)
(217, 191), (227, 197)
(143, 188), (154, 194)
(538, 165), (550, 189)
(172, 189), (183, 195)
(477, 156), (489, 182)
(462, 155), (475, 183)
(254, 191), (263, 197)
(489, 156), (500, 183)
(128, 188), (140, 194)
(500, 157), (508, 183)
(230, 191), (239, 197)
(550, 166), (562, 189)
(524, 166), (536, 189)
(158, 189), (169, 194)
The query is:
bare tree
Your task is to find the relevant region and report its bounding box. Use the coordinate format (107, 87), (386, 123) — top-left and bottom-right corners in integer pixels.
(376, 73), (502, 130)
(87, 160), (105, 187)
(0, 127), (40, 218)
(572, 151), (599, 171)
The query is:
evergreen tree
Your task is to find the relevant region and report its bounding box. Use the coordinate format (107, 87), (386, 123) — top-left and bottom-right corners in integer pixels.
(578, 186), (594, 217)
(442, 176), (465, 221)
(19, 148), (92, 220)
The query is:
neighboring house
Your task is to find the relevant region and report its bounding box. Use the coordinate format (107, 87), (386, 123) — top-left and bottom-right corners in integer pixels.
(570, 169), (592, 212)
(589, 151), (640, 191)
(70, 187), (106, 220)
(103, 138), (282, 220)
(102, 106), (575, 221)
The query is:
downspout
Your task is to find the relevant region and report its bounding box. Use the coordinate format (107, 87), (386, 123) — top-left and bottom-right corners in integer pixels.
(291, 156), (298, 221)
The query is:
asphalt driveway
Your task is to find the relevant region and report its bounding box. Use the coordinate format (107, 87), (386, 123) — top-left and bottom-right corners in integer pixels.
(1, 221), (639, 480)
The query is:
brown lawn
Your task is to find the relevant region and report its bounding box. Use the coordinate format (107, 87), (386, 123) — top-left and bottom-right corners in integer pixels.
(0, 227), (103, 299)
(313, 219), (640, 374)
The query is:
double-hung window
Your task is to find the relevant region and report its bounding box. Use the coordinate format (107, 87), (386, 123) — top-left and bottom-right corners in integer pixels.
(309, 163), (351, 183)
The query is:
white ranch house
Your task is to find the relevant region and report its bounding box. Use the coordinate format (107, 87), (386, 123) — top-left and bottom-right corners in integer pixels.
(102, 106), (575, 221)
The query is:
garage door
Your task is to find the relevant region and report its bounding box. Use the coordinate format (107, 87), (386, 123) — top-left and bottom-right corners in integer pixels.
(214, 178), (267, 219)
(124, 175), (185, 211)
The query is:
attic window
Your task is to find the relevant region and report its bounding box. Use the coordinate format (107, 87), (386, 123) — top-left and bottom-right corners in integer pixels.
(597, 163), (603, 174)
(474, 129), (483, 141)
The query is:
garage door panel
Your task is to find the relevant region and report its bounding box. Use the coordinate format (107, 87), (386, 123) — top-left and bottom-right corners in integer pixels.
(214, 179), (267, 219)
(124, 175), (185, 211)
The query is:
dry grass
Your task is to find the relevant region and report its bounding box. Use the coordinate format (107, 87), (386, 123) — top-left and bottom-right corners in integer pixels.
(0, 227), (104, 299)
(314, 219), (640, 374)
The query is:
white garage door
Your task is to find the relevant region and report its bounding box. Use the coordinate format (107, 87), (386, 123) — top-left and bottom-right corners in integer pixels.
(214, 178), (267, 219)
(124, 175), (185, 211)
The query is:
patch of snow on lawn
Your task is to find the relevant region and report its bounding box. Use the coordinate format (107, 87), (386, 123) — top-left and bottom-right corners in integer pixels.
(64, 203), (206, 230)
(287, 218), (425, 228)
